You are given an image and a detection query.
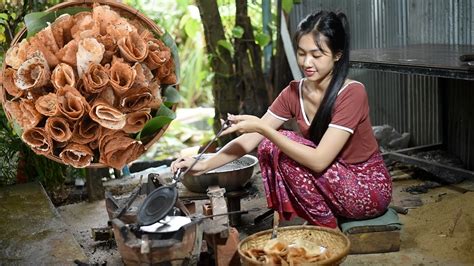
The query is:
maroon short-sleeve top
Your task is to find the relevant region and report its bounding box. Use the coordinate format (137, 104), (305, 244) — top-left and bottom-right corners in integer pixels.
(267, 79), (379, 164)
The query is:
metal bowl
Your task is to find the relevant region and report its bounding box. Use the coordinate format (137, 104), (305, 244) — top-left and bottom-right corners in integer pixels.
(181, 154), (258, 193)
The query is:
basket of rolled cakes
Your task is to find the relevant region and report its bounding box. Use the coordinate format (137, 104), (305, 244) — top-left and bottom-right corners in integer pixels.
(238, 225), (351, 265)
(0, 0), (180, 169)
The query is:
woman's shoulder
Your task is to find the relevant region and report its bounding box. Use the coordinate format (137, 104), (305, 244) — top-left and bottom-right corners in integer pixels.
(289, 79), (302, 90)
(279, 80), (302, 95)
(338, 79), (366, 96)
(344, 79), (365, 89)
(272, 80), (301, 104)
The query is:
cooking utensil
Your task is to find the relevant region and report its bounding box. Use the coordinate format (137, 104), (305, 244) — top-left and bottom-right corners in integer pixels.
(271, 211), (280, 239)
(136, 120), (232, 227)
(137, 185), (178, 226)
(190, 207), (260, 221)
(109, 177), (143, 220)
(140, 215), (191, 233)
(181, 153), (258, 193)
(140, 208), (261, 234)
(172, 119), (232, 183)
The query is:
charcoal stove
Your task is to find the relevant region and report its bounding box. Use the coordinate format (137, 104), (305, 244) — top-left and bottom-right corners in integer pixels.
(104, 174), (249, 265)
(106, 191), (203, 265)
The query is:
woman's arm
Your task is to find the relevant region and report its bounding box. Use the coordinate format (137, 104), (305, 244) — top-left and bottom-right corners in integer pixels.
(171, 112), (285, 175)
(228, 115), (351, 173)
(264, 126), (350, 172)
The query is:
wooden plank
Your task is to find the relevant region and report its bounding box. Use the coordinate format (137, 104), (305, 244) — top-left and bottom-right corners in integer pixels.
(350, 44), (474, 72)
(350, 44), (474, 80)
(347, 230), (401, 254)
(349, 61), (474, 80)
(388, 152), (474, 183)
(280, 10), (302, 80)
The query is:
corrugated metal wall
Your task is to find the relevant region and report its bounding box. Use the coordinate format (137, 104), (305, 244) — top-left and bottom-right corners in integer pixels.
(289, 0), (474, 169)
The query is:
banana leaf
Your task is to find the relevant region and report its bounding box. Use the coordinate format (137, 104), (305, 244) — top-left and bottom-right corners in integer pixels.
(136, 104), (176, 141)
(11, 120), (23, 138)
(25, 7), (91, 38)
(163, 85), (181, 108)
(161, 31), (180, 82)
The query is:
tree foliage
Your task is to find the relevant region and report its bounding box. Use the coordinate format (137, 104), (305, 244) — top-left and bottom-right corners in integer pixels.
(0, 0), (79, 187)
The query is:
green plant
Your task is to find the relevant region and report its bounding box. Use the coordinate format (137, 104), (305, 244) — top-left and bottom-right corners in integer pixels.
(141, 118), (215, 161)
(0, 0), (80, 188)
(0, 109), (21, 185)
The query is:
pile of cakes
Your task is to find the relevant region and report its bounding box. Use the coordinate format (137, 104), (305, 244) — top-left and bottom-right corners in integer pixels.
(1, 4), (176, 169)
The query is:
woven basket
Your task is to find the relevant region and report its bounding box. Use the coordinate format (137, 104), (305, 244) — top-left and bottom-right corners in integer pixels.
(0, 0), (178, 168)
(238, 225), (351, 266)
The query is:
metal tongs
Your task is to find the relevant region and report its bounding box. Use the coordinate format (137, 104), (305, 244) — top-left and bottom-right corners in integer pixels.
(172, 119), (232, 183)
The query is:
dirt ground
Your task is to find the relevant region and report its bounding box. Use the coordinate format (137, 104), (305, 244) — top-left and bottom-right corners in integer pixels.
(57, 199), (122, 265)
(400, 191), (474, 263)
(54, 162), (474, 266)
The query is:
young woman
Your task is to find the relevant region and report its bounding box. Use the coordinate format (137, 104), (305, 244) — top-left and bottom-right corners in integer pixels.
(171, 11), (392, 228)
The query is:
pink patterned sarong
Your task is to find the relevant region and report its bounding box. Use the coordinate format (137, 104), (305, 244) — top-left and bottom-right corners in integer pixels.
(257, 130), (392, 228)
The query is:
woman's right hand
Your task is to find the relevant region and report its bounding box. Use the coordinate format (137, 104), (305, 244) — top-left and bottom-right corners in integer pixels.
(170, 156), (208, 176)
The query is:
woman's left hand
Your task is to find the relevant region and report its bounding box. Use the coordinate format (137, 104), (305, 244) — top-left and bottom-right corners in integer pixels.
(221, 114), (263, 135)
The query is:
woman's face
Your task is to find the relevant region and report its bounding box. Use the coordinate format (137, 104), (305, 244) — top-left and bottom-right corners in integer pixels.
(296, 33), (339, 83)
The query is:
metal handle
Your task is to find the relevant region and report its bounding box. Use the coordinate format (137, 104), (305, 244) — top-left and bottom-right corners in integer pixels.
(172, 168), (182, 183)
(188, 207), (260, 224)
(271, 211), (279, 239)
(174, 119), (231, 182)
(199, 207), (260, 219)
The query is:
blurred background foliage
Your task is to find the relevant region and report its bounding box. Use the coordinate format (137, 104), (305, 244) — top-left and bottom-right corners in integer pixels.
(123, 0), (279, 108)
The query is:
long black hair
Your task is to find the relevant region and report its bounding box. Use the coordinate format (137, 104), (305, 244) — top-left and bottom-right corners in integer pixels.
(294, 11), (350, 144)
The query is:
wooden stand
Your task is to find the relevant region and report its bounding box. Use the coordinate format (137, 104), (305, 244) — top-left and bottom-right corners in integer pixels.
(340, 208), (402, 254)
(345, 225), (401, 254)
(178, 184), (248, 226)
(202, 186), (240, 266)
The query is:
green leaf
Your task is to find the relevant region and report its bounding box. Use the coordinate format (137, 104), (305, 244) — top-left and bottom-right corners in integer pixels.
(184, 18), (200, 39)
(255, 33), (271, 47)
(0, 13), (8, 20)
(137, 105), (176, 140)
(0, 26), (5, 43)
(163, 85), (181, 108)
(232, 26), (244, 39)
(177, 0), (190, 9)
(25, 7), (91, 38)
(161, 31), (181, 82)
(0, 34), (5, 44)
(282, 0), (294, 14)
(217, 39), (234, 54)
(11, 121), (23, 138)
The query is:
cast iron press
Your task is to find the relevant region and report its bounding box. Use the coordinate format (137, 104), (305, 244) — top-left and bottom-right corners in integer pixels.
(136, 120), (232, 229)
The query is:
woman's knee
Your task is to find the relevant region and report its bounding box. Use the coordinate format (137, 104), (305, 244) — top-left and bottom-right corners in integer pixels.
(257, 138), (274, 157)
(279, 130), (316, 147)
